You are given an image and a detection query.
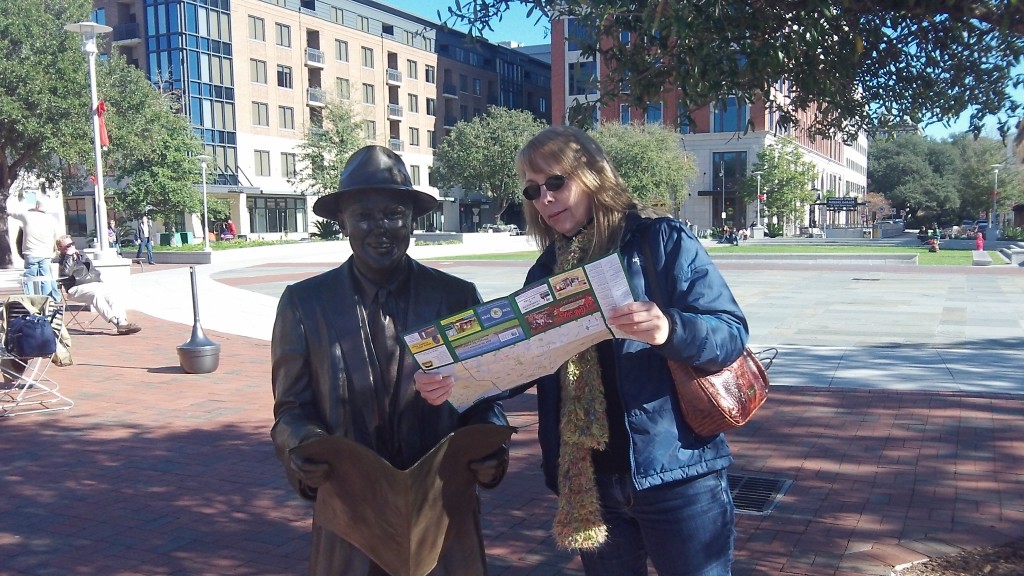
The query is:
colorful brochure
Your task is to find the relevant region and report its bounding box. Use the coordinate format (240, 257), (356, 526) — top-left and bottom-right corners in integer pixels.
(402, 252), (636, 410)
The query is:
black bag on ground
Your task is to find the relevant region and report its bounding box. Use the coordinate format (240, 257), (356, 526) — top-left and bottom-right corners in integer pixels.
(6, 313), (57, 358)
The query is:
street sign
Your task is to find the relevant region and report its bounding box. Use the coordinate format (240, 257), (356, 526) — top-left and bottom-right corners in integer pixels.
(825, 197), (857, 209)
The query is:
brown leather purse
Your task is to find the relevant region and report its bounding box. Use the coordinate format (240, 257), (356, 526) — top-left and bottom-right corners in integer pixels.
(666, 348), (770, 436)
(639, 223), (771, 436)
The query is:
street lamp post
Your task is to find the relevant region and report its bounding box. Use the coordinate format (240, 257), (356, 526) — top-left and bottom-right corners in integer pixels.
(65, 21), (113, 257)
(990, 163), (1002, 240)
(752, 171), (764, 227)
(197, 155), (213, 252)
(719, 160), (726, 228)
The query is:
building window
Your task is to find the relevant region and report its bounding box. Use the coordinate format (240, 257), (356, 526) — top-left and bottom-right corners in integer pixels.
(714, 96), (747, 133)
(275, 23), (291, 47)
(363, 120), (376, 139)
(459, 74), (468, 93)
(336, 77), (350, 99)
(678, 115), (691, 134)
(363, 83), (375, 105)
(65, 198), (88, 236)
(254, 150), (271, 176)
(425, 65), (435, 84)
(568, 61), (597, 96)
(277, 65), (293, 89)
(409, 127), (420, 146)
(472, 78), (481, 96)
(252, 102), (269, 126)
(247, 196), (307, 234)
(248, 16), (265, 41)
(358, 15), (370, 32)
(361, 46), (374, 68)
(539, 97), (547, 113)
(410, 165), (421, 185)
(566, 18), (597, 52)
(407, 94), (418, 113)
(646, 102), (663, 125)
(426, 97), (436, 116)
(711, 151), (747, 193)
(279, 106), (295, 130)
(460, 104), (468, 121)
(281, 153), (297, 179)
(407, 59), (418, 79)
(620, 104), (631, 124)
(335, 39), (348, 62)
(250, 59), (267, 84)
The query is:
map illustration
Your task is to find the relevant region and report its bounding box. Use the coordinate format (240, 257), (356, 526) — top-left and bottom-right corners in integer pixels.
(402, 253), (636, 410)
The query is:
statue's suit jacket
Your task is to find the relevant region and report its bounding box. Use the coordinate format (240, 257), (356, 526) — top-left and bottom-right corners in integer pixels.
(272, 257), (507, 576)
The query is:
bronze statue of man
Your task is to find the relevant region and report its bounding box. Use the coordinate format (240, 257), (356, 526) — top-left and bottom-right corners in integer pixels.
(271, 145), (510, 575)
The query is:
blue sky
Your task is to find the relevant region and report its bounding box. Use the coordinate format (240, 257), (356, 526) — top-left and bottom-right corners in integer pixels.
(383, 0), (550, 46)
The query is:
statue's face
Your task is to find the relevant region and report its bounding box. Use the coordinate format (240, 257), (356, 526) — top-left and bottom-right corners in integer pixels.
(338, 190), (413, 284)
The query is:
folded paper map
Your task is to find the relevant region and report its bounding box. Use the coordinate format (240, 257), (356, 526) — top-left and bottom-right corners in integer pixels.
(291, 424), (515, 576)
(403, 252), (636, 410)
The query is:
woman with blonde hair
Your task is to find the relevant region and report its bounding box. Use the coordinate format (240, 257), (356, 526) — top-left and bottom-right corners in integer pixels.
(418, 125), (749, 575)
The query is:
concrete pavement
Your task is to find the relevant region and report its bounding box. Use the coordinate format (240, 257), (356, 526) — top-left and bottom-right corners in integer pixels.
(2, 235), (1023, 575)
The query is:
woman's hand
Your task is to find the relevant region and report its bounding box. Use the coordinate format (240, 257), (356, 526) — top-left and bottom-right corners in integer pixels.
(607, 301), (671, 346)
(414, 370), (455, 406)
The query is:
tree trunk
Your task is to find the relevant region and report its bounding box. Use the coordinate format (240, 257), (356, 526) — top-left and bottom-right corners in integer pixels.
(0, 190), (14, 269)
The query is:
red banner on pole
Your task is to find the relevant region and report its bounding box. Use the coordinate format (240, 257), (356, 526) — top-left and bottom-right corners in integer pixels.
(97, 100), (110, 147)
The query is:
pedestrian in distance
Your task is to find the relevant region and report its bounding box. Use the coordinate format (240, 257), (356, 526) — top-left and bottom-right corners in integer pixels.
(271, 145), (511, 576)
(136, 215), (154, 265)
(11, 199), (62, 301)
(416, 125), (750, 576)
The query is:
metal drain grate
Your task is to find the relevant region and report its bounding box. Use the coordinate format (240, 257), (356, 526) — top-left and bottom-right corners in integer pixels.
(727, 474), (791, 515)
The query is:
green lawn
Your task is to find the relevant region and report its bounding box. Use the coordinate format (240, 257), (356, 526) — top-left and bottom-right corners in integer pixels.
(703, 244), (1003, 265)
(426, 246), (1004, 266)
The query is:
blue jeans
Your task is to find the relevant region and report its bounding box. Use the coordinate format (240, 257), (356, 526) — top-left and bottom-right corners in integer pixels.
(579, 470), (735, 576)
(136, 239), (153, 264)
(23, 256), (61, 301)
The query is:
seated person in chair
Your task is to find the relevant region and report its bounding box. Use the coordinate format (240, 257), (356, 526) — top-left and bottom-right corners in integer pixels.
(56, 235), (142, 335)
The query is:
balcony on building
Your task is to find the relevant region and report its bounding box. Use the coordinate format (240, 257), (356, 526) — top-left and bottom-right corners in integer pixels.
(111, 22), (141, 46)
(387, 103), (404, 120)
(442, 83), (458, 99)
(388, 138), (404, 152)
(386, 68), (402, 86)
(307, 87), (327, 107)
(443, 115), (458, 128)
(305, 47), (326, 68)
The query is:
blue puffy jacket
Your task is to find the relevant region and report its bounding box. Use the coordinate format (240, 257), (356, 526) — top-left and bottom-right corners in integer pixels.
(520, 212), (749, 493)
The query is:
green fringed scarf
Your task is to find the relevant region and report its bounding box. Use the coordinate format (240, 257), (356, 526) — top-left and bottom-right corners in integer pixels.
(552, 226), (610, 550)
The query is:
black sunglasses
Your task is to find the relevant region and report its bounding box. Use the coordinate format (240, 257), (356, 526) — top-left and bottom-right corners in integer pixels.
(522, 175), (567, 201)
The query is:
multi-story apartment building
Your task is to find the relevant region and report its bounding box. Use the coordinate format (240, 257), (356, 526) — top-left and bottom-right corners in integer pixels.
(552, 18), (868, 235)
(80, 0), (550, 242)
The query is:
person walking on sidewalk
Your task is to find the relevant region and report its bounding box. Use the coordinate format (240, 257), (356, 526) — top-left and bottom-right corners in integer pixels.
(12, 199), (62, 301)
(136, 215), (154, 264)
(271, 145), (510, 575)
(57, 235), (142, 335)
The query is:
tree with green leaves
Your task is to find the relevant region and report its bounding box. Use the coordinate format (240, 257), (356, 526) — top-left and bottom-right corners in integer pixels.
(739, 138), (817, 231)
(292, 101), (366, 198)
(866, 135), (961, 225)
(440, 1), (1023, 139)
(0, 0), (91, 267)
(867, 134), (1021, 226)
(590, 122), (694, 213)
(432, 107), (547, 221)
(96, 55), (208, 229)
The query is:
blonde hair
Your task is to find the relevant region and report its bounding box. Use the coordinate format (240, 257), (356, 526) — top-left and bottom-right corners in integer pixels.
(515, 126), (636, 259)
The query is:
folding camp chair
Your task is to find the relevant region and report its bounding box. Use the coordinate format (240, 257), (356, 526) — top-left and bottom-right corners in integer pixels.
(59, 283), (103, 332)
(0, 295), (74, 417)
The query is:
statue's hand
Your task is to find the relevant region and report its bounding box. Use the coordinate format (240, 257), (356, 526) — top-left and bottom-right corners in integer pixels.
(289, 453), (331, 488)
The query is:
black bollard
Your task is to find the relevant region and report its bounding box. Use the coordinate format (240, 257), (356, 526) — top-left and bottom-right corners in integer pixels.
(176, 265), (221, 373)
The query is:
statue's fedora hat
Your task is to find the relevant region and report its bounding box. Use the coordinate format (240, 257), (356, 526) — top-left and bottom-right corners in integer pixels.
(312, 145), (437, 220)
